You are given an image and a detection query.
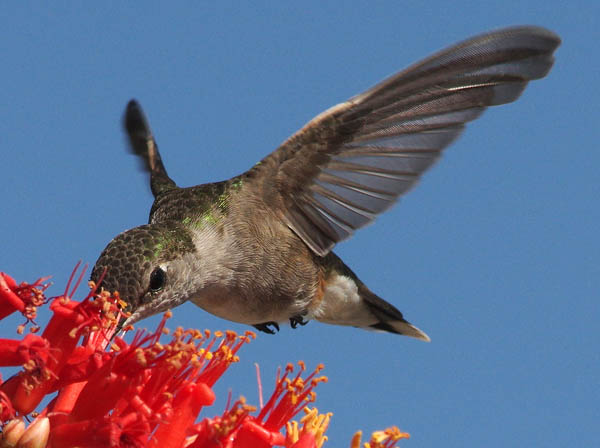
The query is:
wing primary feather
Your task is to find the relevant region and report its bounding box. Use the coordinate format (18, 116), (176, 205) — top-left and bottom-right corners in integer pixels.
(311, 182), (394, 215)
(301, 197), (356, 236)
(296, 197), (353, 242)
(123, 99), (177, 197)
(245, 26), (560, 256)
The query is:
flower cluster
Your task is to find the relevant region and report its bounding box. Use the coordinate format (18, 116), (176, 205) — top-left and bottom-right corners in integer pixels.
(0, 268), (409, 447)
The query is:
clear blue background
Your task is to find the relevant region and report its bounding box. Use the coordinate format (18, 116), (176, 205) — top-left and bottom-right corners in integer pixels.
(1, 2), (598, 446)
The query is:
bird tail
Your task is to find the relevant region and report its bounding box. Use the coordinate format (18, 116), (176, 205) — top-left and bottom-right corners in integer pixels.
(363, 290), (431, 342)
(369, 319), (430, 341)
(312, 254), (430, 341)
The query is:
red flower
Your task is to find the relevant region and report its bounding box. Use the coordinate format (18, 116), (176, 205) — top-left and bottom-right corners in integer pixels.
(0, 272), (49, 328)
(0, 269), (410, 448)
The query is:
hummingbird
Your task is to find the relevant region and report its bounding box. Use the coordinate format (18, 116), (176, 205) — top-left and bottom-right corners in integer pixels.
(91, 26), (559, 341)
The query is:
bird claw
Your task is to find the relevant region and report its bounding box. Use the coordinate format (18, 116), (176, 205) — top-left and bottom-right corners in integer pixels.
(253, 321), (280, 334)
(290, 314), (309, 329)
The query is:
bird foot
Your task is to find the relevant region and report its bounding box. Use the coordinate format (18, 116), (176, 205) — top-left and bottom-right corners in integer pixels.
(253, 321), (280, 335)
(290, 314), (309, 329)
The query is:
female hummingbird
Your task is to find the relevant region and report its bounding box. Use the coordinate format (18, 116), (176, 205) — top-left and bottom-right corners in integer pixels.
(91, 26), (559, 340)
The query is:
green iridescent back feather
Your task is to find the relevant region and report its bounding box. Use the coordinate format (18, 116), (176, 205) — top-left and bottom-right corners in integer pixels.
(148, 177), (245, 230)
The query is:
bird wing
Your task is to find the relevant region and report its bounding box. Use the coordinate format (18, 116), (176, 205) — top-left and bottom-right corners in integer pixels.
(244, 26), (560, 256)
(124, 100), (178, 197)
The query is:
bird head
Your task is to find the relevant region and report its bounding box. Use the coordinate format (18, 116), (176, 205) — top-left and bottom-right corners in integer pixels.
(91, 223), (196, 327)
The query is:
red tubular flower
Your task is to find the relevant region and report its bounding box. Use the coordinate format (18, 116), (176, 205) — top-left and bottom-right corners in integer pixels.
(150, 383), (215, 448)
(0, 271), (411, 448)
(0, 273), (25, 318)
(49, 414), (150, 448)
(46, 315), (255, 447)
(182, 362), (330, 448)
(4, 294), (114, 415)
(187, 397), (257, 448)
(0, 389), (17, 422)
(2, 269), (123, 416)
(257, 362), (327, 431)
(0, 334), (49, 367)
(0, 273), (49, 326)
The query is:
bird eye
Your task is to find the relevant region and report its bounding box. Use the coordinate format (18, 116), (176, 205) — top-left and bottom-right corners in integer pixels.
(149, 267), (166, 292)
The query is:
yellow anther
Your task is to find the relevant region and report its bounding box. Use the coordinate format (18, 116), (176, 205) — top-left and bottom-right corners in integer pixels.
(311, 376), (329, 386)
(286, 420), (300, 443)
(135, 348), (148, 366)
(22, 359), (36, 372)
(371, 431), (387, 443)
(191, 329), (203, 339)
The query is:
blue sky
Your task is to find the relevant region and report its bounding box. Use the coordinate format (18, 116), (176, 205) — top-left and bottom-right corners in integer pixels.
(1, 2), (598, 446)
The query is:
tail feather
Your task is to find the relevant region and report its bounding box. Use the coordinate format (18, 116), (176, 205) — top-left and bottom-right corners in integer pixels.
(313, 255), (430, 341)
(362, 287), (431, 342)
(370, 320), (431, 342)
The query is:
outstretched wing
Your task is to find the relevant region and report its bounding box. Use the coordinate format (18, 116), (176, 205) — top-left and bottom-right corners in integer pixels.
(124, 99), (177, 197)
(245, 26), (560, 256)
